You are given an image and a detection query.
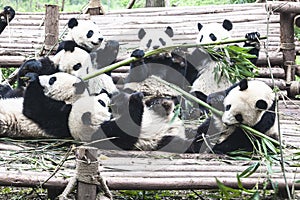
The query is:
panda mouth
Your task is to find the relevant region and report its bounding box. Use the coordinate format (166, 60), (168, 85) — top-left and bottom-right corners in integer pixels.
(92, 41), (100, 45)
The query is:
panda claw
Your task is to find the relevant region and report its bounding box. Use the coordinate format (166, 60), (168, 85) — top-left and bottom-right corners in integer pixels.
(131, 49), (145, 58)
(245, 32), (260, 42)
(131, 92), (144, 101)
(24, 72), (39, 82)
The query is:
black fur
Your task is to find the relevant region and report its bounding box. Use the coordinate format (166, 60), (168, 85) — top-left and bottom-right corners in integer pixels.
(90, 92), (144, 150)
(0, 6), (15, 34)
(22, 73), (72, 138)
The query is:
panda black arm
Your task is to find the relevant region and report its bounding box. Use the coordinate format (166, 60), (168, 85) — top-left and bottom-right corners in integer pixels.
(0, 6), (15, 34)
(243, 32), (260, 64)
(125, 49), (150, 83)
(18, 57), (59, 87)
(23, 73), (72, 138)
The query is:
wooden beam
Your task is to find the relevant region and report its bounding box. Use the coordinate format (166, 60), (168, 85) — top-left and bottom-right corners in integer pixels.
(43, 4), (59, 55)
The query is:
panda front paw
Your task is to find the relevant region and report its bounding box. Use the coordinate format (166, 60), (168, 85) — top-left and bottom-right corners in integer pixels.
(131, 49), (145, 58)
(130, 92), (144, 101)
(245, 32), (260, 42)
(19, 59), (42, 76)
(24, 72), (39, 83)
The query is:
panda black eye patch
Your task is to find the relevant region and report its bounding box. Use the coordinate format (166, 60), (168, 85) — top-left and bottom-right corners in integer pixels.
(235, 114), (243, 123)
(146, 39), (152, 48)
(159, 38), (166, 46)
(209, 33), (217, 41)
(98, 99), (106, 107)
(225, 104), (231, 111)
(73, 63), (82, 71)
(87, 30), (94, 38)
(49, 77), (57, 85)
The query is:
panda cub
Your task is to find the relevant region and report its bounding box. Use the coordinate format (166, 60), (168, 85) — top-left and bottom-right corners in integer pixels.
(0, 72), (89, 138)
(57, 18), (119, 71)
(124, 27), (192, 93)
(0, 6), (15, 34)
(0, 39), (118, 98)
(196, 79), (278, 154)
(53, 40), (118, 95)
(70, 92), (197, 153)
(190, 19), (261, 96)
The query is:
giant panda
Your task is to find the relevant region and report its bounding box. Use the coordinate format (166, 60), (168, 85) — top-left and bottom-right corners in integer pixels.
(0, 72), (89, 138)
(124, 26), (192, 94)
(0, 39), (118, 98)
(69, 92), (198, 153)
(53, 40), (118, 95)
(189, 19), (261, 96)
(0, 6), (15, 34)
(196, 79), (278, 154)
(57, 18), (119, 71)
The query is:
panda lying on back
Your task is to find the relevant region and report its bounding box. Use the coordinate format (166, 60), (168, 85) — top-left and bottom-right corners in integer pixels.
(196, 79), (278, 154)
(70, 93), (197, 153)
(0, 72), (89, 138)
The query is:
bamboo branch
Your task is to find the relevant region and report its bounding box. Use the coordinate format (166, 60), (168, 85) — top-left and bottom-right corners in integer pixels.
(83, 36), (267, 81)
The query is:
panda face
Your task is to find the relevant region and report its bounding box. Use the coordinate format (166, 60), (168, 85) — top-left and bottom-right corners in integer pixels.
(138, 27), (174, 50)
(52, 43), (93, 77)
(222, 79), (275, 127)
(38, 72), (88, 103)
(67, 18), (104, 51)
(69, 93), (111, 141)
(196, 19), (233, 44)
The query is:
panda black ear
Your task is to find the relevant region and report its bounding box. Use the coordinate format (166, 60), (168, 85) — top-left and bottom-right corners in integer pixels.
(197, 23), (203, 31)
(239, 79), (248, 91)
(68, 18), (78, 29)
(138, 28), (146, 40)
(63, 40), (76, 52)
(81, 112), (92, 125)
(223, 19), (233, 31)
(165, 26), (174, 38)
(256, 99), (268, 110)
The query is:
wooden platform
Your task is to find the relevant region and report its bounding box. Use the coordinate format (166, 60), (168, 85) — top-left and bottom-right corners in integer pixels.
(0, 2), (300, 199)
(0, 99), (299, 198)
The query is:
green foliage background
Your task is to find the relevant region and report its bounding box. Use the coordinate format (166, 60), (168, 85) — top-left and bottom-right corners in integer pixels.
(0, 0), (256, 12)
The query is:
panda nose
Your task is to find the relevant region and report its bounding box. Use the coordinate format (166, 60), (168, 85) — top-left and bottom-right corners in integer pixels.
(153, 45), (160, 49)
(99, 38), (104, 42)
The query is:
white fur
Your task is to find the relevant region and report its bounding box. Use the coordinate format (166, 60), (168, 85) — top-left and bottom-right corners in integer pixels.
(219, 80), (278, 143)
(190, 63), (232, 95)
(65, 20), (103, 51)
(139, 28), (173, 51)
(0, 98), (48, 137)
(39, 72), (89, 104)
(0, 72), (92, 138)
(69, 93), (111, 141)
(52, 47), (92, 75)
(135, 100), (186, 151)
(196, 22), (231, 44)
(51, 47), (118, 95)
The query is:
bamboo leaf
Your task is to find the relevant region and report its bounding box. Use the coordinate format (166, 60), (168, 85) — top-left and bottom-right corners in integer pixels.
(262, 138), (278, 154)
(238, 162), (260, 178)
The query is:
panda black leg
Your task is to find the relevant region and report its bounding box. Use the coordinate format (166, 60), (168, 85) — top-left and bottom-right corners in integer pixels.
(156, 135), (202, 153)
